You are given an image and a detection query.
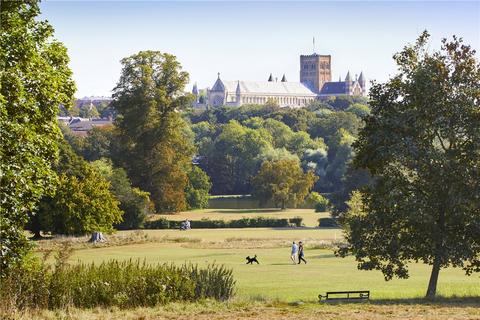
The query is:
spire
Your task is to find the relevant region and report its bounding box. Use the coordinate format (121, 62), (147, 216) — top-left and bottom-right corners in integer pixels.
(268, 73), (274, 82)
(217, 72), (220, 79)
(339, 76), (341, 82)
(192, 82), (198, 95)
(358, 71), (365, 85)
(345, 71), (351, 82)
(236, 80), (241, 95)
(281, 74), (287, 82)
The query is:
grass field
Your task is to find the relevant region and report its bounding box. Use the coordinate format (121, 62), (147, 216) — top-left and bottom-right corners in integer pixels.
(54, 227), (480, 302)
(25, 218), (480, 320)
(155, 208), (329, 227)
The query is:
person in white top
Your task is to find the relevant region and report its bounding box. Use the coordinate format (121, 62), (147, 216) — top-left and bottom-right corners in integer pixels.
(291, 241), (298, 264)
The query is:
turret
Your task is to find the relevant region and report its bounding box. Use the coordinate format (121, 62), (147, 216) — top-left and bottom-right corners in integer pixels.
(345, 71), (352, 94)
(192, 82), (199, 104)
(358, 71), (366, 96)
(268, 73), (274, 82)
(281, 74), (287, 82)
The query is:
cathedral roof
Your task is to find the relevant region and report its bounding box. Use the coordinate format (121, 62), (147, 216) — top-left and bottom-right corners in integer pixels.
(320, 82), (347, 95)
(220, 80), (317, 96)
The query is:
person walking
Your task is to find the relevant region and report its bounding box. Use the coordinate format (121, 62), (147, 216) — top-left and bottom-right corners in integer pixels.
(298, 241), (307, 264)
(291, 241), (298, 264)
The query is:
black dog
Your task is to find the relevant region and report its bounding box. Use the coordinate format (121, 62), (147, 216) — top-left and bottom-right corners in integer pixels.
(246, 255), (259, 264)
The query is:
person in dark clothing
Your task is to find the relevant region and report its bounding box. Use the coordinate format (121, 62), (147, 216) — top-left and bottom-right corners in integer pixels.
(298, 241), (307, 264)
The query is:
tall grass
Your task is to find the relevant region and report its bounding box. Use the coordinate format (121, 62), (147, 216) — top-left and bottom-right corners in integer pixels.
(0, 245), (236, 312)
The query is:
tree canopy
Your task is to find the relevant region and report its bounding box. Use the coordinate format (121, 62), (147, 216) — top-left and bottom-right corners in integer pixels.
(112, 51), (195, 212)
(338, 32), (480, 298)
(0, 0), (75, 272)
(252, 159), (317, 209)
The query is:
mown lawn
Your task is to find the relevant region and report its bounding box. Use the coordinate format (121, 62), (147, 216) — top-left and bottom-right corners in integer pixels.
(66, 228), (480, 302)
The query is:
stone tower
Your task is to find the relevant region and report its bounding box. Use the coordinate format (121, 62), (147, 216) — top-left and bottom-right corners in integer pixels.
(300, 53), (331, 93)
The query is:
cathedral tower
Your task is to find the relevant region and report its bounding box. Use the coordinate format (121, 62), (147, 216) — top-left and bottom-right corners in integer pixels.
(300, 53), (331, 93)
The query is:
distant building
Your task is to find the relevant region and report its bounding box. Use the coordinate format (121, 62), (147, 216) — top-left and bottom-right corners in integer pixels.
(193, 52), (366, 108)
(58, 116), (113, 137)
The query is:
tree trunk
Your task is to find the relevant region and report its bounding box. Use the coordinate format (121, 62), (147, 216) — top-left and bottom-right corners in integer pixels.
(426, 256), (441, 299)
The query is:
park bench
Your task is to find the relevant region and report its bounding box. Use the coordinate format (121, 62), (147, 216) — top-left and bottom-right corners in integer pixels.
(318, 290), (370, 301)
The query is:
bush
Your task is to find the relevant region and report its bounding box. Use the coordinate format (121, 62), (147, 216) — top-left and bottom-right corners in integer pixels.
(314, 194), (331, 212)
(0, 247), (236, 311)
(288, 216), (304, 227)
(318, 217), (338, 227)
(144, 217), (300, 229)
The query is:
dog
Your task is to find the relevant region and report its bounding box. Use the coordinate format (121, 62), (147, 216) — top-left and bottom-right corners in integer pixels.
(246, 255), (259, 264)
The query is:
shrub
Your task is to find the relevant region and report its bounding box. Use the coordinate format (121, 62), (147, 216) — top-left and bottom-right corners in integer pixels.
(314, 194), (331, 212)
(288, 217), (304, 227)
(318, 217), (338, 227)
(0, 247), (236, 311)
(144, 217), (298, 229)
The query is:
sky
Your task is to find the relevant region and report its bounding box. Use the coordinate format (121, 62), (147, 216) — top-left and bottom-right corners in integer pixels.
(39, 1), (480, 98)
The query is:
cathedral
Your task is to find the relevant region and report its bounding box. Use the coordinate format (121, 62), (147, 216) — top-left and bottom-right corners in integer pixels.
(192, 53), (366, 108)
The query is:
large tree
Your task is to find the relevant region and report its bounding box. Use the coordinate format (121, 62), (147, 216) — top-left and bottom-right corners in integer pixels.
(112, 51), (194, 212)
(338, 32), (480, 298)
(0, 1), (75, 272)
(252, 159), (317, 209)
(29, 141), (123, 236)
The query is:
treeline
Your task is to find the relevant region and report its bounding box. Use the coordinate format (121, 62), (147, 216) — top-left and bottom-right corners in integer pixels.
(187, 97), (372, 211)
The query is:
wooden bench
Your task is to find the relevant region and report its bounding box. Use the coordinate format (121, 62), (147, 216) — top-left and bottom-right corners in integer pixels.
(318, 290), (370, 301)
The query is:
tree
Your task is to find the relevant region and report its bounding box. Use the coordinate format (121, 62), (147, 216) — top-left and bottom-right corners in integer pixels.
(91, 158), (153, 229)
(185, 166), (212, 210)
(83, 125), (116, 161)
(29, 141), (123, 236)
(201, 120), (271, 194)
(0, 0), (75, 272)
(252, 159), (317, 209)
(112, 51), (195, 212)
(40, 168), (122, 236)
(346, 103), (371, 118)
(338, 32), (480, 298)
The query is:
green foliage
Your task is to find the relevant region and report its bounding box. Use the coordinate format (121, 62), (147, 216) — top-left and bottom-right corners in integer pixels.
(30, 142), (123, 236)
(0, 249), (236, 309)
(185, 166), (212, 210)
(339, 32), (480, 298)
(144, 216), (302, 229)
(82, 125), (117, 161)
(324, 95), (369, 111)
(40, 168), (123, 236)
(305, 192), (330, 212)
(252, 159), (317, 209)
(0, 0), (75, 272)
(113, 51), (195, 212)
(346, 103), (371, 118)
(91, 158), (153, 229)
(201, 120), (271, 194)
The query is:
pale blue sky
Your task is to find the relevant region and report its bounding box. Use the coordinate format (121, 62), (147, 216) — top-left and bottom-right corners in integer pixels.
(40, 1), (480, 98)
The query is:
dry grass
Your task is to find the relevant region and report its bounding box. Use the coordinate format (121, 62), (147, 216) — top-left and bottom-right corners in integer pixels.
(33, 230), (202, 252)
(5, 299), (480, 320)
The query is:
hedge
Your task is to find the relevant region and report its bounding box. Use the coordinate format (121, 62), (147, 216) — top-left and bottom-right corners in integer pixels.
(144, 217), (303, 229)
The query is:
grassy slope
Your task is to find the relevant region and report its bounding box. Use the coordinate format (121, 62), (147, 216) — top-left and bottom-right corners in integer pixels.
(68, 228), (480, 302)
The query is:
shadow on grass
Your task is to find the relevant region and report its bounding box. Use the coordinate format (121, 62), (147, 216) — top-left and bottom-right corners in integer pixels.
(315, 296), (480, 307)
